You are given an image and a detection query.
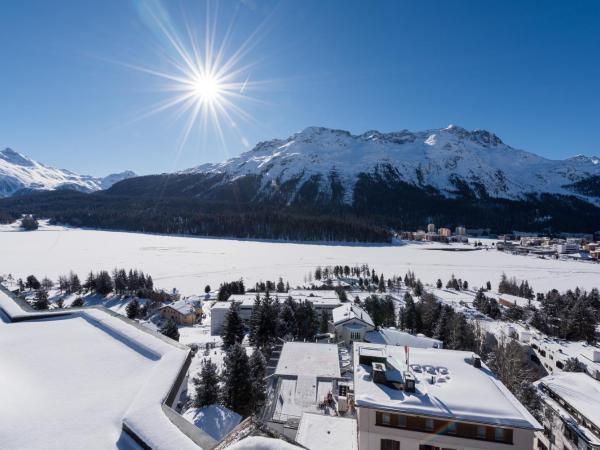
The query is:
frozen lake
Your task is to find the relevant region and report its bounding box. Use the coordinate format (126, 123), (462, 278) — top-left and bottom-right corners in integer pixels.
(2, 224), (599, 295)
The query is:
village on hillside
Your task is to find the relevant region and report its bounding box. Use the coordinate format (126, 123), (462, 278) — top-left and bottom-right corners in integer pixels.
(2, 234), (600, 450)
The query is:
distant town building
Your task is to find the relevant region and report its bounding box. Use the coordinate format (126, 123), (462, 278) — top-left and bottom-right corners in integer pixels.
(438, 227), (452, 237)
(427, 223), (436, 233)
(455, 226), (466, 236)
(159, 298), (202, 325)
(353, 343), (541, 450)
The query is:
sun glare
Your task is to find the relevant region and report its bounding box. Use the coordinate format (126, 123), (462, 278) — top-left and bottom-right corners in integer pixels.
(191, 74), (222, 102)
(125, 1), (269, 156)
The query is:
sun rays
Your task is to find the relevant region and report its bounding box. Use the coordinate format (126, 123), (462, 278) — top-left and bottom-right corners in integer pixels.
(127, 0), (271, 161)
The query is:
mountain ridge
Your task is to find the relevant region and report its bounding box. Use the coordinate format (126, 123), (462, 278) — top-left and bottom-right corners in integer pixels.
(178, 125), (600, 207)
(0, 147), (136, 197)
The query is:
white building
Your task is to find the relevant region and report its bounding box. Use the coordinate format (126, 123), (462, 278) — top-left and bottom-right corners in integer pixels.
(530, 337), (600, 380)
(535, 372), (600, 450)
(353, 343), (541, 450)
(263, 342), (343, 439)
(331, 303), (375, 344)
(210, 290), (342, 335)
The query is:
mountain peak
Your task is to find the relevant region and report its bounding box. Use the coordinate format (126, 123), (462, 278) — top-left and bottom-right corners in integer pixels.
(0, 148), (34, 167)
(0, 147), (137, 197)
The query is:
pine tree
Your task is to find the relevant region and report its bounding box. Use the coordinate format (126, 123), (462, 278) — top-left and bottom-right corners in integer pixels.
(33, 289), (49, 310)
(160, 318), (180, 341)
(221, 303), (245, 349)
(403, 293), (419, 333)
(71, 297), (84, 307)
(248, 350), (267, 414)
(221, 343), (252, 417)
(436, 279), (442, 289)
(278, 297), (296, 338)
(193, 358), (220, 408)
(486, 281), (492, 291)
(126, 299), (140, 319)
(319, 311), (330, 333)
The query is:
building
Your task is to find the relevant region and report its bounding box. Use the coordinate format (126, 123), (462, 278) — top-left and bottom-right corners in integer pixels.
(331, 303), (375, 344)
(353, 343), (541, 450)
(535, 372), (600, 450)
(555, 241), (580, 254)
(160, 298), (202, 325)
(427, 223), (436, 233)
(262, 342), (345, 439)
(455, 226), (466, 236)
(364, 328), (443, 349)
(210, 290), (342, 335)
(438, 227), (452, 238)
(529, 337), (600, 380)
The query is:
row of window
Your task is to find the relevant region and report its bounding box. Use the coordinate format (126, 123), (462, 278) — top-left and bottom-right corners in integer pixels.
(375, 411), (513, 444)
(380, 440), (456, 450)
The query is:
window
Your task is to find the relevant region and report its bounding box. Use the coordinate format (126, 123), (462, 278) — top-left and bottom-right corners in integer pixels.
(397, 415), (407, 428)
(447, 422), (457, 435)
(381, 413), (391, 426)
(477, 425), (486, 439)
(494, 427), (505, 442)
(381, 439), (400, 450)
(419, 446), (439, 450)
(425, 418), (434, 431)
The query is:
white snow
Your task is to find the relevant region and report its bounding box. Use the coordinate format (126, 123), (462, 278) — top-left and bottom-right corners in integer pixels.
(225, 436), (302, 450)
(184, 125), (600, 205)
(275, 342), (340, 379)
(0, 290), (198, 450)
(353, 342), (541, 430)
(536, 372), (600, 432)
(182, 405), (241, 441)
(0, 148), (135, 197)
(2, 225), (600, 297)
(296, 413), (358, 450)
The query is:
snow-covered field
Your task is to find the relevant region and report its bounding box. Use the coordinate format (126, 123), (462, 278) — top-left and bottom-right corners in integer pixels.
(2, 223), (599, 296)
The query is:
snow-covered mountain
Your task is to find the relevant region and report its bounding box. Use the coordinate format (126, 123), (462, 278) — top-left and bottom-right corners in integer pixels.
(0, 148), (136, 197)
(183, 125), (600, 205)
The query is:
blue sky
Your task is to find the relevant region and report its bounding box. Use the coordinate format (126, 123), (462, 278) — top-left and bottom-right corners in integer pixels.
(1, 0), (599, 176)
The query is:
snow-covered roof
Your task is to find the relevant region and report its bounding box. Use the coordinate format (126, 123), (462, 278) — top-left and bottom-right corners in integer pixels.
(226, 436), (302, 450)
(275, 342), (341, 379)
(162, 298), (201, 315)
(296, 413), (358, 450)
(0, 289), (201, 450)
(221, 291), (342, 309)
(353, 342), (541, 430)
(535, 373), (600, 445)
(332, 303), (374, 327)
(183, 404), (241, 441)
(536, 373), (600, 431)
(365, 328), (442, 349)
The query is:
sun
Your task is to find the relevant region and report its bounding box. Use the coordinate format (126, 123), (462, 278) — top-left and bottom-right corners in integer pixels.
(191, 74), (222, 102)
(125, 1), (269, 154)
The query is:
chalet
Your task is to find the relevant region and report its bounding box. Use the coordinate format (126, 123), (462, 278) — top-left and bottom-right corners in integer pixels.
(160, 298), (202, 325)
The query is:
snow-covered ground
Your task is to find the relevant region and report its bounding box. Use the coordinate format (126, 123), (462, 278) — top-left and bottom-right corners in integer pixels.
(1, 223), (599, 296)
(0, 290), (196, 450)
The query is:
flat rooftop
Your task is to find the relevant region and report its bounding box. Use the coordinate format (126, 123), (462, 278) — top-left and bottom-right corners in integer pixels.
(296, 413), (358, 450)
(275, 342), (341, 379)
(365, 328), (442, 349)
(0, 290), (200, 450)
(353, 342), (540, 430)
(537, 372), (600, 431)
